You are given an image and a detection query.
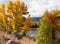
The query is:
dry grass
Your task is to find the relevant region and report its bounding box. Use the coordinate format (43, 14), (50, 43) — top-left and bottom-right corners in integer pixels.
(0, 31), (37, 44)
(0, 31), (60, 44)
(20, 37), (37, 44)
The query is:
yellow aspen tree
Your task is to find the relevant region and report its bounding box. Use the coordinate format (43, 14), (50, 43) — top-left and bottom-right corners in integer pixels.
(6, 0), (15, 32)
(13, 0), (29, 32)
(4, 0), (29, 33)
(0, 4), (7, 31)
(50, 9), (60, 19)
(22, 15), (31, 34)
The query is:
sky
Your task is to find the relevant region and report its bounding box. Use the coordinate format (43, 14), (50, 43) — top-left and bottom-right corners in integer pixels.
(0, 0), (60, 17)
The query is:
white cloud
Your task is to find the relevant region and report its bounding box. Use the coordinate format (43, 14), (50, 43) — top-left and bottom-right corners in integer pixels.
(27, 0), (60, 17)
(28, 0), (48, 17)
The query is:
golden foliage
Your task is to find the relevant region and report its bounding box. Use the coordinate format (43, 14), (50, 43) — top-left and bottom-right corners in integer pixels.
(0, 0), (29, 32)
(49, 9), (60, 18)
(22, 25), (29, 32)
(23, 15), (31, 32)
(43, 9), (60, 30)
(7, 0), (13, 9)
(24, 15), (32, 27)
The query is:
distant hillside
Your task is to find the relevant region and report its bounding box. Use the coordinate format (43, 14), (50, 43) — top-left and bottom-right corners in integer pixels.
(31, 17), (41, 22)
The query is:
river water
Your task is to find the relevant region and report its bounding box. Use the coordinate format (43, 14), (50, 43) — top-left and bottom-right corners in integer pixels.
(26, 29), (60, 40)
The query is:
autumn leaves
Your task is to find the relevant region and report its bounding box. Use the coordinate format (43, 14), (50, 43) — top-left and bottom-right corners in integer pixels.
(0, 0), (29, 32)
